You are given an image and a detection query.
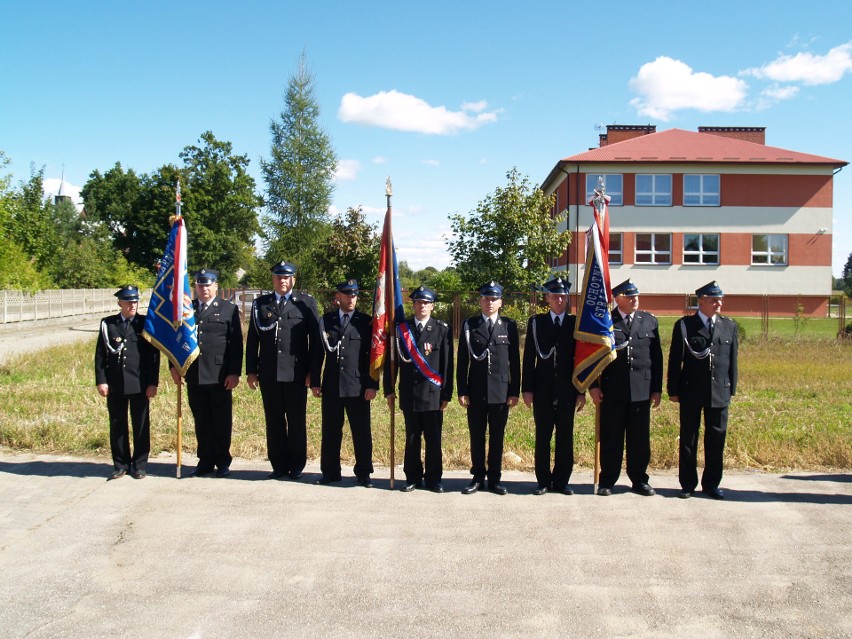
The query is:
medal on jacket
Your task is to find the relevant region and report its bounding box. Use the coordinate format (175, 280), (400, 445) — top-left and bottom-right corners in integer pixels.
(395, 322), (443, 387)
(423, 342), (432, 356)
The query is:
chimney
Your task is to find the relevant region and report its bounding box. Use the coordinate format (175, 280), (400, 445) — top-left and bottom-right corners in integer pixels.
(599, 124), (656, 147)
(698, 126), (766, 145)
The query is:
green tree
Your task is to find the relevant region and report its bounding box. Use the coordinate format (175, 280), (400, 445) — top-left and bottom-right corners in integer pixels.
(397, 260), (417, 291)
(447, 167), (570, 292)
(316, 206), (379, 290)
(260, 52), (338, 288)
(842, 251), (852, 296)
(179, 131), (262, 286)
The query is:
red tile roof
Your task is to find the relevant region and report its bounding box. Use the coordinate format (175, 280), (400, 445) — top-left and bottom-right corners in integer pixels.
(561, 128), (846, 165)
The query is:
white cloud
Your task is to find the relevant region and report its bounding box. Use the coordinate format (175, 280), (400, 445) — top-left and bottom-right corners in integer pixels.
(392, 226), (451, 269)
(761, 85), (800, 101)
(421, 159), (440, 166)
(338, 90), (499, 135)
(744, 42), (852, 86)
(334, 159), (360, 181)
(461, 100), (488, 113)
(372, 156), (387, 164)
(629, 56), (748, 121)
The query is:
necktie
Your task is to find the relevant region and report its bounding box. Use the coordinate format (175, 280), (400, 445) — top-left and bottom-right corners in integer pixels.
(487, 318), (493, 333)
(623, 314), (631, 332)
(199, 302), (206, 314)
(707, 318), (714, 336)
(278, 295), (287, 312)
(341, 313), (350, 329)
(415, 322), (423, 337)
(554, 315), (561, 329)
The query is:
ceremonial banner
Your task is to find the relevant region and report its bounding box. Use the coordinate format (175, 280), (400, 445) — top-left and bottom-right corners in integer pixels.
(143, 182), (200, 376)
(572, 194), (616, 392)
(369, 201), (404, 380)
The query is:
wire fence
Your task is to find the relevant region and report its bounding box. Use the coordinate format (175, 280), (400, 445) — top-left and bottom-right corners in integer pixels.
(0, 289), (152, 325)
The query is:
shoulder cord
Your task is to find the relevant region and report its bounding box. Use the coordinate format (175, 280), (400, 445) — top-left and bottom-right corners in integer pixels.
(463, 320), (491, 373)
(100, 319), (127, 356)
(252, 299), (279, 344)
(319, 316), (343, 360)
(394, 322), (413, 364)
(531, 316), (556, 361)
(679, 319), (711, 360)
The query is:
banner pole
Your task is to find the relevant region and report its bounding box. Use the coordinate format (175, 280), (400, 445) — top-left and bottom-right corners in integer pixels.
(386, 181), (396, 489)
(594, 402), (601, 492)
(176, 379), (183, 478)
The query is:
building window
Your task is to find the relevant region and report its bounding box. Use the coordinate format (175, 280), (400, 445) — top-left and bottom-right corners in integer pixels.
(585, 174), (623, 206)
(683, 233), (719, 264)
(752, 234), (788, 265)
(635, 174), (672, 206)
(683, 174), (720, 206)
(609, 233), (623, 264)
(635, 233), (671, 264)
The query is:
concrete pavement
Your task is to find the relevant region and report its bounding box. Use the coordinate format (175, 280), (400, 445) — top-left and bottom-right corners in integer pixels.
(1, 450), (850, 639)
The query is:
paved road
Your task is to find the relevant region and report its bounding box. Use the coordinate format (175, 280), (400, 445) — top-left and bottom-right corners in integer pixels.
(0, 313), (108, 364)
(1, 450), (850, 639)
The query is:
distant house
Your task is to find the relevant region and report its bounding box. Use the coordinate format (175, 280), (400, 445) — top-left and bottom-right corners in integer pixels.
(540, 125), (847, 316)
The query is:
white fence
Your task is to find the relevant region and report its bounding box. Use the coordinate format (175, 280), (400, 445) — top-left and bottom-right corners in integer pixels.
(1, 289), (152, 324)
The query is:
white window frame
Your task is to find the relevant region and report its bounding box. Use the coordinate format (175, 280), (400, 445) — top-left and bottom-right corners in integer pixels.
(683, 174), (720, 206)
(585, 174), (623, 206)
(635, 233), (672, 264)
(751, 234), (788, 265)
(608, 232), (623, 265)
(635, 174), (672, 206)
(683, 233), (720, 265)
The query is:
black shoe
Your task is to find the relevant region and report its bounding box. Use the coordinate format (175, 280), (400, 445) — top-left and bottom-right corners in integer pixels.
(489, 483), (508, 496)
(428, 483), (445, 494)
(108, 469), (127, 481)
(632, 483), (656, 496)
(555, 485), (574, 495)
(462, 480), (482, 495)
(401, 482), (417, 492)
(678, 490), (694, 499)
(315, 476), (341, 485)
(216, 467), (231, 478)
(131, 469), (147, 479)
(597, 487), (612, 496)
(357, 477), (374, 488)
(533, 485), (549, 496)
(288, 471), (303, 480)
(192, 466), (214, 478)
(702, 487), (725, 500)
(268, 470), (287, 480)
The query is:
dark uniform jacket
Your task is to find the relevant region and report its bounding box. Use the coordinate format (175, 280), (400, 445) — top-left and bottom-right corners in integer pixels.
(595, 310), (663, 403)
(667, 313), (738, 408)
(95, 313), (160, 395)
(457, 315), (520, 404)
(521, 313), (579, 405)
(314, 309), (378, 398)
(383, 317), (454, 412)
(245, 291), (321, 384)
(184, 296), (243, 386)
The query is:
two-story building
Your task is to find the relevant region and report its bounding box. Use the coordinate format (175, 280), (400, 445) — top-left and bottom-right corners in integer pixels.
(541, 125), (847, 316)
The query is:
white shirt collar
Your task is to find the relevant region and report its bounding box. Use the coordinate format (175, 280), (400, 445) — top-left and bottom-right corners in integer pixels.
(550, 310), (566, 323)
(697, 310), (714, 325)
(482, 312), (499, 324)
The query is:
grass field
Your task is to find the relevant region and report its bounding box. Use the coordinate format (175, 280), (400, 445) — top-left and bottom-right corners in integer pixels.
(1, 316), (850, 472)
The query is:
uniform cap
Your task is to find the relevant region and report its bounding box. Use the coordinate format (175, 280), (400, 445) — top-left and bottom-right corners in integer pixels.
(478, 280), (504, 298)
(410, 285), (437, 302)
(114, 285), (140, 301)
(695, 280), (724, 298)
(271, 261), (297, 276)
(612, 278), (639, 297)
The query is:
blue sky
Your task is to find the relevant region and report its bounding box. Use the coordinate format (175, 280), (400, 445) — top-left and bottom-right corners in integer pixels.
(2, 1), (851, 277)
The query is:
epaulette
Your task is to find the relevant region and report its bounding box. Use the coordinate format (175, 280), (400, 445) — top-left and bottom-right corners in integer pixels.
(436, 320), (448, 327)
(296, 290), (316, 300)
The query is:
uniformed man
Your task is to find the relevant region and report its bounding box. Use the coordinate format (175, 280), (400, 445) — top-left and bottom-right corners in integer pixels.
(169, 269), (243, 478)
(667, 281), (738, 500)
(589, 279), (662, 497)
(522, 276), (585, 495)
(311, 279), (378, 487)
(246, 261), (321, 480)
(457, 281), (520, 495)
(95, 285), (160, 480)
(384, 285), (454, 493)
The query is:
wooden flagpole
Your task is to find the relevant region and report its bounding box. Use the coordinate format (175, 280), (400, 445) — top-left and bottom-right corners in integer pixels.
(386, 178), (397, 489)
(594, 404), (601, 492)
(176, 379), (183, 478)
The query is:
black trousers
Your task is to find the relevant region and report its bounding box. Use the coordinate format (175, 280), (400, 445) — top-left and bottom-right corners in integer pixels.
(532, 400), (575, 489)
(321, 395), (373, 479)
(402, 409), (443, 486)
(107, 392), (150, 472)
(259, 380), (308, 475)
(599, 399), (651, 488)
(187, 383), (233, 471)
(467, 399), (508, 483)
(678, 401), (728, 491)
